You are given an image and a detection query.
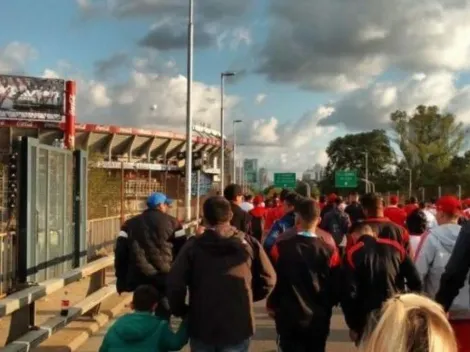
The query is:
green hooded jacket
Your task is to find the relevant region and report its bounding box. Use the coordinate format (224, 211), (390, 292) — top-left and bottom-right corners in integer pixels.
(99, 312), (188, 352)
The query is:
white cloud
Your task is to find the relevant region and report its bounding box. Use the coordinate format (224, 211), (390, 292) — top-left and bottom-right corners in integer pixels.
(318, 71), (470, 130)
(0, 42), (36, 73)
(255, 94), (267, 104)
(259, 0), (470, 91)
(46, 54), (239, 131)
(77, 0), (252, 51)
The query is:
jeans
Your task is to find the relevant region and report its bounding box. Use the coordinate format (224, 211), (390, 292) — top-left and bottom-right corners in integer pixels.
(277, 325), (329, 352)
(190, 338), (250, 352)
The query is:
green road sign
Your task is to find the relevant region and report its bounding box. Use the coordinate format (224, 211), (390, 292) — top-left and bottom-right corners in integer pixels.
(335, 170), (358, 188)
(274, 172), (297, 189)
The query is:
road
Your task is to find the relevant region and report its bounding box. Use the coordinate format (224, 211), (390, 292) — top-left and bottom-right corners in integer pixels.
(77, 302), (356, 352)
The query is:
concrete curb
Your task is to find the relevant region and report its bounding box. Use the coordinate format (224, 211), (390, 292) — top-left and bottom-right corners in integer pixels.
(31, 293), (132, 352)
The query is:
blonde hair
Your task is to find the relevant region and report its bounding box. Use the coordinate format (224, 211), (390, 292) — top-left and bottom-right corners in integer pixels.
(359, 293), (457, 352)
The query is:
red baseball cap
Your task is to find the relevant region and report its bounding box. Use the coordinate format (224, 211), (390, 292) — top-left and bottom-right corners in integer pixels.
(436, 196), (461, 215)
(253, 195), (264, 205)
(328, 193), (338, 203)
(390, 195), (399, 205)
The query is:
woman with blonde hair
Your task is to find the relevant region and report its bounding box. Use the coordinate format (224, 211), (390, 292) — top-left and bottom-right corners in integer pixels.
(359, 293), (457, 352)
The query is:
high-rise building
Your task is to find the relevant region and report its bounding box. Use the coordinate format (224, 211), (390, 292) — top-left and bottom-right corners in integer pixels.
(243, 159), (258, 184)
(302, 163), (325, 182)
(259, 167), (269, 189)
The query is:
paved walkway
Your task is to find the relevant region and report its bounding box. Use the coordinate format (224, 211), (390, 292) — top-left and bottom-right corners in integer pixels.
(78, 302), (356, 352)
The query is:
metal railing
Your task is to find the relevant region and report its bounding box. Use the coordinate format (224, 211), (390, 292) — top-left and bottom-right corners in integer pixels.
(87, 213), (137, 259)
(87, 204), (200, 259)
(0, 205), (201, 297)
(0, 232), (15, 298)
(125, 180), (164, 198)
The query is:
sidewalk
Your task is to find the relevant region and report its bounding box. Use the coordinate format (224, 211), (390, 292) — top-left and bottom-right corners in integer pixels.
(77, 303), (356, 352)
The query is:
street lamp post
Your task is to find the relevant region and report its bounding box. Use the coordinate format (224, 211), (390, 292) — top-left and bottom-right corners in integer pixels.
(184, 0), (194, 222)
(364, 152), (369, 193)
(406, 168), (412, 199)
(232, 119), (242, 183)
(220, 71), (236, 192)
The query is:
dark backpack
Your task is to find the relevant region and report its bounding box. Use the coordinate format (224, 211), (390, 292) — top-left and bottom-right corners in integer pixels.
(323, 209), (349, 246)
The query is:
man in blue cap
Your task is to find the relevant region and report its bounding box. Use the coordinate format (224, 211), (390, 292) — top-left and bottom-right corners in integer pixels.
(114, 192), (183, 320)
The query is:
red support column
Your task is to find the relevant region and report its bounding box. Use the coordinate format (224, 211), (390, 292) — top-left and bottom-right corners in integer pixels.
(64, 80), (76, 150)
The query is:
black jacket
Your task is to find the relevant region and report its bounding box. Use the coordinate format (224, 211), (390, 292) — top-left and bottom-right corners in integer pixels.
(320, 203), (335, 219)
(362, 217), (411, 255)
(341, 235), (422, 335)
(167, 225), (276, 345)
(436, 222), (470, 311)
(114, 209), (182, 293)
(319, 207), (350, 246)
(345, 202), (365, 226)
(230, 203), (251, 233)
(267, 233), (341, 333)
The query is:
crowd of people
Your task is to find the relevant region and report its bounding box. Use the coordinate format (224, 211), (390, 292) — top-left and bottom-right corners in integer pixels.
(102, 185), (470, 352)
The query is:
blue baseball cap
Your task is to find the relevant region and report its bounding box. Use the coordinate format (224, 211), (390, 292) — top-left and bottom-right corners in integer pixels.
(147, 193), (173, 208)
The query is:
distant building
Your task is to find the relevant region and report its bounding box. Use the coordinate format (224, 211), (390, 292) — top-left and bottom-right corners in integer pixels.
(259, 167), (269, 189)
(302, 163), (325, 182)
(243, 159), (258, 185)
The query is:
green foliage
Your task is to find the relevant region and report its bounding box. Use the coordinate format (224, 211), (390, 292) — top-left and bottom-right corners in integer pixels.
(321, 130), (396, 193)
(391, 105), (467, 186)
(318, 105), (470, 199)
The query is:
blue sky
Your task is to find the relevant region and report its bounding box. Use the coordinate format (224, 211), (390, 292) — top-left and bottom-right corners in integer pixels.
(2, 0), (470, 173)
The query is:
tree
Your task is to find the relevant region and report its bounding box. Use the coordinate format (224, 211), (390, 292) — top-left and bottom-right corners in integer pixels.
(321, 130), (396, 193)
(390, 105), (467, 187)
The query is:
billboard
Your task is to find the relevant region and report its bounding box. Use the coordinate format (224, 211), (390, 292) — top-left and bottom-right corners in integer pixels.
(0, 75), (65, 122)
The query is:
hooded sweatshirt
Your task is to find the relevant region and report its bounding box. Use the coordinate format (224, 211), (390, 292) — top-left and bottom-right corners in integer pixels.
(415, 223), (470, 319)
(99, 312), (188, 352)
(167, 224), (276, 346)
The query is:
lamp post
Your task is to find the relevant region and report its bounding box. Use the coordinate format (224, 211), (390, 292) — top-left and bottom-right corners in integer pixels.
(406, 168), (412, 199)
(184, 0), (194, 222)
(232, 119), (242, 183)
(220, 71), (236, 192)
(364, 152), (369, 193)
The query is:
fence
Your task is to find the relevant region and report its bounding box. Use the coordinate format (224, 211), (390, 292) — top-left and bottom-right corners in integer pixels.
(0, 232), (14, 298)
(0, 202), (202, 297)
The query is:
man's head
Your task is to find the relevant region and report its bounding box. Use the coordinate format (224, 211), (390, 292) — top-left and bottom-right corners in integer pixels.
(253, 195), (264, 207)
(390, 195), (399, 206)
(328, 193), (338, 204)
(147, 192), (173, 213)
(279, 189), (291, 202)
(131, 285), (159, 312)
(360, 193), (384, 218)
(349, 192), (359, 203)
(203, 196), (232, 226)
(435, 196), (461, 225)
(319, 195), (326, 204)
(410, 196), (417, 204)
(334, 196), (343, 206)
(350, 221), (374, 241)
(223, 184), (243, 205)
(294, 197), (320, 230)
(406, 209), (428, 235)
(283, 192), (298, 213)
(244, 194), (253, 203)
(419, 201), (426, 210)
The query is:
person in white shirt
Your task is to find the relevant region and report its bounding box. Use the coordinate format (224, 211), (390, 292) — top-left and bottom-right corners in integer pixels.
(415, 196), (469, 342)
(240, 194), (254, 212)
(419, 201), (438, 230)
